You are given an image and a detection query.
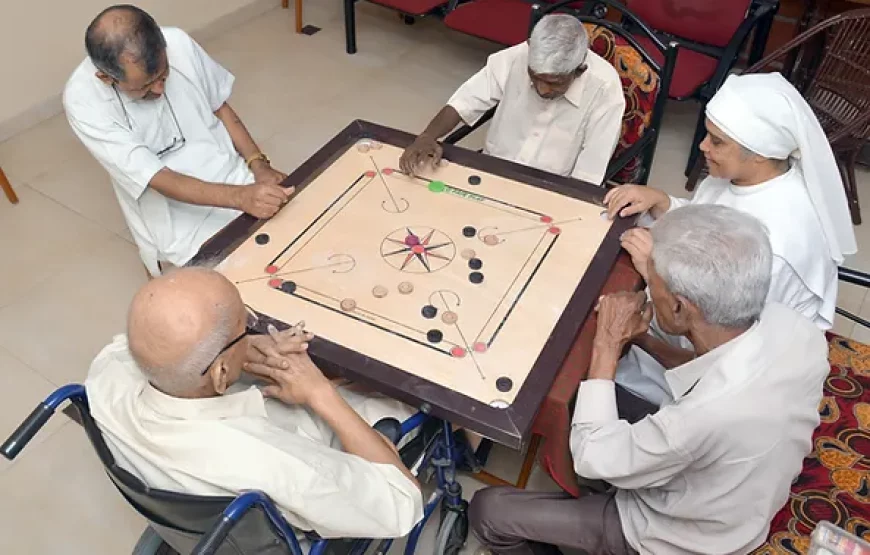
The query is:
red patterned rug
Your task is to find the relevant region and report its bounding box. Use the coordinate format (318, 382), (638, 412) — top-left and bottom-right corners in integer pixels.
(752, 333), (870, 554)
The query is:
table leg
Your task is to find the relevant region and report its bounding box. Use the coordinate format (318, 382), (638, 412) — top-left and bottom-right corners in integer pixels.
(295, 0), (303, 33)
(0, 166), (19, 204)
(471, 434), (543, 489)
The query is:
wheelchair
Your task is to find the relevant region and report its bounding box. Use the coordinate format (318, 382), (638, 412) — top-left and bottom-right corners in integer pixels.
(0, 384), (473, 555)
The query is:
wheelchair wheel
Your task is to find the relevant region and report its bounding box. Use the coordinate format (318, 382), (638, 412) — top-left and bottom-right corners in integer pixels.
(434, 508), (468, 555)
(132, 526), (179, 555)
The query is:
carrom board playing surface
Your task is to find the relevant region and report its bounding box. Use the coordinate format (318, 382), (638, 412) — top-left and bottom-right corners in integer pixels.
(196, 121), (630, 448)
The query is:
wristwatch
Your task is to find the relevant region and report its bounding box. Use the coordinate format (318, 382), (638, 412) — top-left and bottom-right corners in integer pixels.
(245, 152), (270, 169)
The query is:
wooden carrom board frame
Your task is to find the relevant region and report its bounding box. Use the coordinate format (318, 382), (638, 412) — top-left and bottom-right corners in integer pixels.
(193, 120), (631, 449)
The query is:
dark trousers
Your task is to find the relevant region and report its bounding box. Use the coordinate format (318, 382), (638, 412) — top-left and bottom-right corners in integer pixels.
(469, 488), (638, 555)
(469, 385), (654, 555)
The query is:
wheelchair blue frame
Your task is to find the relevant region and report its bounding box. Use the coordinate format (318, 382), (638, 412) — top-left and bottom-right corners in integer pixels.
(1, 384), (472, 555)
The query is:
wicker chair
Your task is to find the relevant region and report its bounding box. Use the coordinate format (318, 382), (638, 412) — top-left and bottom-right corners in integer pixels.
(685, 9), (870, 225)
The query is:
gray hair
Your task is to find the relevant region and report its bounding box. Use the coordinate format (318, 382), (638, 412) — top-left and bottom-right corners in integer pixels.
(85, 5), (166, 81)
(650, 204), (772, 329)
(528, 14), (589, 75)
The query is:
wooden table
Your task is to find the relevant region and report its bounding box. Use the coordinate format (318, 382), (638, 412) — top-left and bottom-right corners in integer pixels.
(195, 120), (632, 452)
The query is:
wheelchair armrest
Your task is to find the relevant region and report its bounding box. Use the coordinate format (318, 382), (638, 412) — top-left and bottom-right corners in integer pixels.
(1, 404), (55, 460)
(1, 384), (86, 460)
(373, 418), (402, 445)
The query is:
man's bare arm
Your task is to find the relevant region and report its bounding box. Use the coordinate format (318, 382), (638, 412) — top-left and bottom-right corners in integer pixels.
(149, 168), (243, 209)
(419, 105), (464, 141)
(633, 334), (695, 370)
(214, 102), (263, 164)
(149, 168), (288, 219)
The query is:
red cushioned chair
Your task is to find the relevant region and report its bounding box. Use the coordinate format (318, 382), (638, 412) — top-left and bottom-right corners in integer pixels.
(620, 0), (781, 176)
(344, 0), (452, 54)
(443, 0), (587, 47)
(444, 0), (677, 186)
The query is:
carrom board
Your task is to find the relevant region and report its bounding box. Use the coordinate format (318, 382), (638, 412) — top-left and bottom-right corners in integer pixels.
(195, 121), (630, 448)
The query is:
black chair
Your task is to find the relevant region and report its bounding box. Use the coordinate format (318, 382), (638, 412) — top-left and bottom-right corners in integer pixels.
(0, 385), (413, 555)
(443, 0), (677, 186)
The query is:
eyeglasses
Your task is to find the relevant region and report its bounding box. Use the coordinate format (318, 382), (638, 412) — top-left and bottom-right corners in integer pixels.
(112, 85), (187, 158)
(200, 306), (260, 375)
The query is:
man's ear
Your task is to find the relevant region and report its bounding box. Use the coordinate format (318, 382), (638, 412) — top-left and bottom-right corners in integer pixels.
(95, 70), (115, 87)
(210, 360), (230, 395)
(673, 294), (698, 328)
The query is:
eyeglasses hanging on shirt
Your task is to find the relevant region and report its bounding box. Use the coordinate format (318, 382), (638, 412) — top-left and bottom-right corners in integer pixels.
(113, 85), (187, 158)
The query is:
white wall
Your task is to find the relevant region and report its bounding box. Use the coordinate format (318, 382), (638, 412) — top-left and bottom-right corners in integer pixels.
(0, 0), (276, 142)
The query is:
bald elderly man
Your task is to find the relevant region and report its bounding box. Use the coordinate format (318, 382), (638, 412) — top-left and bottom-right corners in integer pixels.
(65, 5), (292, 277)
(85, 268), (423, 539)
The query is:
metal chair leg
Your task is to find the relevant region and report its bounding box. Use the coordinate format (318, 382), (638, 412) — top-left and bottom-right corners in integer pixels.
(684, 157), (705, 192)
(344, 0), (357, 54)
(684, 109), (709, 177)
(0, 166), (19, 204)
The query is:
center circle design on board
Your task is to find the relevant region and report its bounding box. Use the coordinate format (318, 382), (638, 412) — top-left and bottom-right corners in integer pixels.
(380, 226), (456, 273)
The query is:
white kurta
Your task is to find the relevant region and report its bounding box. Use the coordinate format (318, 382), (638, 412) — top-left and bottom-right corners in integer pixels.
(63, 27), (253, 276)
(618, 167), (837, 405)
(447, 42), (625, 185)
(85, 335), (423, 539)
(573, 303), (829, 554)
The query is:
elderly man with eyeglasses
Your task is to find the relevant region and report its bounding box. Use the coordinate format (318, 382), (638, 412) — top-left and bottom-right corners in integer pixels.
(85, 266), (424, 540)
(64, 5), (292, 277)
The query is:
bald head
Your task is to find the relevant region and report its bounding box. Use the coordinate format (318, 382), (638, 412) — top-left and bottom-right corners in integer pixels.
(128, 267), (241, 396)
(85, 4), (166, 82)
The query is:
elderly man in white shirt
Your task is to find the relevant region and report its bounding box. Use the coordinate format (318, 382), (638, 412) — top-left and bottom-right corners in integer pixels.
(400, 14), (624, 185)
(64, 5), (292, 276)
(602, 72), (857, 407)
(469, 204), (829, 555)
(85, 267), (423, 539)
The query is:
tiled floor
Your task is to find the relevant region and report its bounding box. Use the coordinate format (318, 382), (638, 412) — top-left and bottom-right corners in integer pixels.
(0, 2), (868, 553)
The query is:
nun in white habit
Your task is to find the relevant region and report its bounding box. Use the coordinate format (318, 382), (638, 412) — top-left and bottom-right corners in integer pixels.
(602, 72), (857, 407)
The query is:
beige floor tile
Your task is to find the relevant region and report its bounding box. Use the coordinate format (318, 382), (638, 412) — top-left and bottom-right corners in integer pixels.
(0, 347), (69, 473)
(0, 113), (87, 187)
(0, 236), (147, 385)
(0, 185), (116, 308)
(25, 148), (130, 238)
(832, 313), (856, 339)
(0, 422), (146, 555)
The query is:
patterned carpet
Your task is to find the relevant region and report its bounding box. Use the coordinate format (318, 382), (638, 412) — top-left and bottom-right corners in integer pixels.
(752, 334), (870, 554)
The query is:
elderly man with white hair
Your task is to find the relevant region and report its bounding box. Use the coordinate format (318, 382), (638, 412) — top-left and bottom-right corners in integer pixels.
(85, 267), (423, 540)
(602, 72), (857, 407)
(400, 14), (625, 185)
(469, 204), (829, 555)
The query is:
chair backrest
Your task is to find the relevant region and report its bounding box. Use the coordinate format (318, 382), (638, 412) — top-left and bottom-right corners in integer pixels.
(69, 397), (292, 555)
(802, 12), (870, 146)
(745, 9), (870, 149)
(623, 0), (752, 48)
(535, 0), (677, 183)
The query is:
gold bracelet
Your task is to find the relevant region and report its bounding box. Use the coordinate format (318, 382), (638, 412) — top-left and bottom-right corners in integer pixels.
(245, 152), (270, 169)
